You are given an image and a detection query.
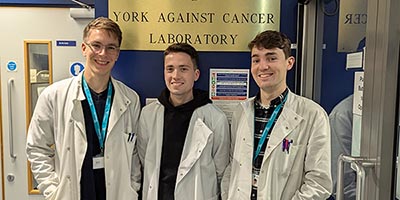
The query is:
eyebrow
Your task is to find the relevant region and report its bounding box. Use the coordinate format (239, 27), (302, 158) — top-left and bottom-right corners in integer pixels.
(165, 65), (191, 68)
(251, 51), (277, 58)
(264, 52), (277, 56)
(90, 41), (119, 46)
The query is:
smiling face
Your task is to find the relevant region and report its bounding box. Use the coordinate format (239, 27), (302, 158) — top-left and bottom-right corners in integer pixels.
(251, 46), (294, 95)
(164, 52), (200, 105)
(82, 28), (120, 80)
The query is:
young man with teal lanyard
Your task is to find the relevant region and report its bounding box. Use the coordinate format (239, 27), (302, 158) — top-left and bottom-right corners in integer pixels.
(26, 17), (141, 200)
(223, 30), (332, 199)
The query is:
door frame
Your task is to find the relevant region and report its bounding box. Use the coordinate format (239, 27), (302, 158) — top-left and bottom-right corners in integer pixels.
(0, 59), (5, 200)
(362, 0), (400, 198)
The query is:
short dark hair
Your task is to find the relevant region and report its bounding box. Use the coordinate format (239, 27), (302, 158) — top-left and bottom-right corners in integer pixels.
(83, 17), (123, 46)
(248, 30), (291, 59)
(164, 43), (199, 69)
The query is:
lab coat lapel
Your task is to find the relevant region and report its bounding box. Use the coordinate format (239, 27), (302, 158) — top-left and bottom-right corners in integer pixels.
(176, 118), (213, 184)
(71, 76), (86, 139)
(263, 103), (302, 162)
(107, 79), (129, 138)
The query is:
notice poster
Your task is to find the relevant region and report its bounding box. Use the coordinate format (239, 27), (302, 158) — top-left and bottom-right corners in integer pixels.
(209, 68), (249, 123)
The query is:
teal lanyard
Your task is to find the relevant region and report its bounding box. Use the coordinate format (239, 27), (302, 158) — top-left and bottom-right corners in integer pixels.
(253, 94), (288, 162)
(82, 76), (112, 151)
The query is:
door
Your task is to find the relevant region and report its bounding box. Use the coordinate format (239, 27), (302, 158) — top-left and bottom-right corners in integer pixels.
(360, 0), (400, 198)
(0, 7), (90, 200)
(314, 0), (400, 199)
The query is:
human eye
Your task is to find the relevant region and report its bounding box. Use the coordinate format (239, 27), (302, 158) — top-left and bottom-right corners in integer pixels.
(252, 58), (260, 64)
(106, 45), (118, 52)
(165, 67), (174, 73)
(267, 56), (277, 62)
(91, 43), (102, 51)
(180, 67), (190, 72)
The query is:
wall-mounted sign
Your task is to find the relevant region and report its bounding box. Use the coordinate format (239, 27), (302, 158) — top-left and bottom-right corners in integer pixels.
(210, 68), (249, 100)
(7, 60), (17, 71)
(338, 0), (367, 52)
(70, 62), (84, 76)
(56, 40), (77, 47)
(209, 68), (249, 123)
(108, 0), (280, 51)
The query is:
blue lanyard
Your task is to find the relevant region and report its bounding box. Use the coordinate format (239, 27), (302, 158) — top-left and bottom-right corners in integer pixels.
(253, 94), (288, 162)
(82, 76), (112, 151)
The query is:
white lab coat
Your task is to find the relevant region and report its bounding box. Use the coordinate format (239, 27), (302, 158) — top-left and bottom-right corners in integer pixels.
(137, 101), (230, 200)
(26, 73), (141, 200)
(223, 91), (332, 200)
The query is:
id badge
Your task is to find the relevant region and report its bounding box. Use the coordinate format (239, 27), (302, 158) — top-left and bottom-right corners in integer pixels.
(93, 156), (104, 169)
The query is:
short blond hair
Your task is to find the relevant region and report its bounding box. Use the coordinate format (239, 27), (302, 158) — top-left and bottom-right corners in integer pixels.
(83, 17), (122, 46)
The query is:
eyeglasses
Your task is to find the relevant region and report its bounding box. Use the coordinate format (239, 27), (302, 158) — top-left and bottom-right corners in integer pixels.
(84, 42), (120, 55)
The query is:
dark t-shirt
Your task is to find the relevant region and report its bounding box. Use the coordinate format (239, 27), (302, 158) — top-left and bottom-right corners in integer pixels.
(80, 86), (114, 200)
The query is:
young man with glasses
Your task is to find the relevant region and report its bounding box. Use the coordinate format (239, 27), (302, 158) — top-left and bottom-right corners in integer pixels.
(26, 17), (141, 200)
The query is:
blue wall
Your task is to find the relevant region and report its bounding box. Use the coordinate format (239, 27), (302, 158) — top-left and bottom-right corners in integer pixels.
(96, 0), (299, 107)
(0, 0), (94, 6)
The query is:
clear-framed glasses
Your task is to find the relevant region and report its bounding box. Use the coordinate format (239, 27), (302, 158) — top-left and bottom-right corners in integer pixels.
(84, 42), (120, 55)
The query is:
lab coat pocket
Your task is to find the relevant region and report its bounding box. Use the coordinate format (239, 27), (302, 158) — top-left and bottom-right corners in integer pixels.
(122, 131), (137, 159)
(124, 131), (137, 145)
(275, 145), (304, 177)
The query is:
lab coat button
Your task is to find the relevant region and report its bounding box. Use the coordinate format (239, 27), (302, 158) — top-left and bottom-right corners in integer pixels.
(67, 147), (70, 151)
(243, 137), (245, 141)
(285, 126), (289, 130)
(66, 175), (71, 180)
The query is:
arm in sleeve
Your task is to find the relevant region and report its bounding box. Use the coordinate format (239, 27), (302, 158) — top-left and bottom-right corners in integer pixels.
(26, 88), (59, 198)
(292, 110), (332, 200)
(330, 104), (354, 197)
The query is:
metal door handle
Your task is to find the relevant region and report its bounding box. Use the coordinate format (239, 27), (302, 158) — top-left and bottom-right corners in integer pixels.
(7, 78), (17, 160)
(336, 154), (375, 200)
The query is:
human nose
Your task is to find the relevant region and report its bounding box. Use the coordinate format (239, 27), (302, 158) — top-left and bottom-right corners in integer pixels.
(259, 59), (270, 70)
(171, 68), (180, 78)
(97, 46), (107, 55)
